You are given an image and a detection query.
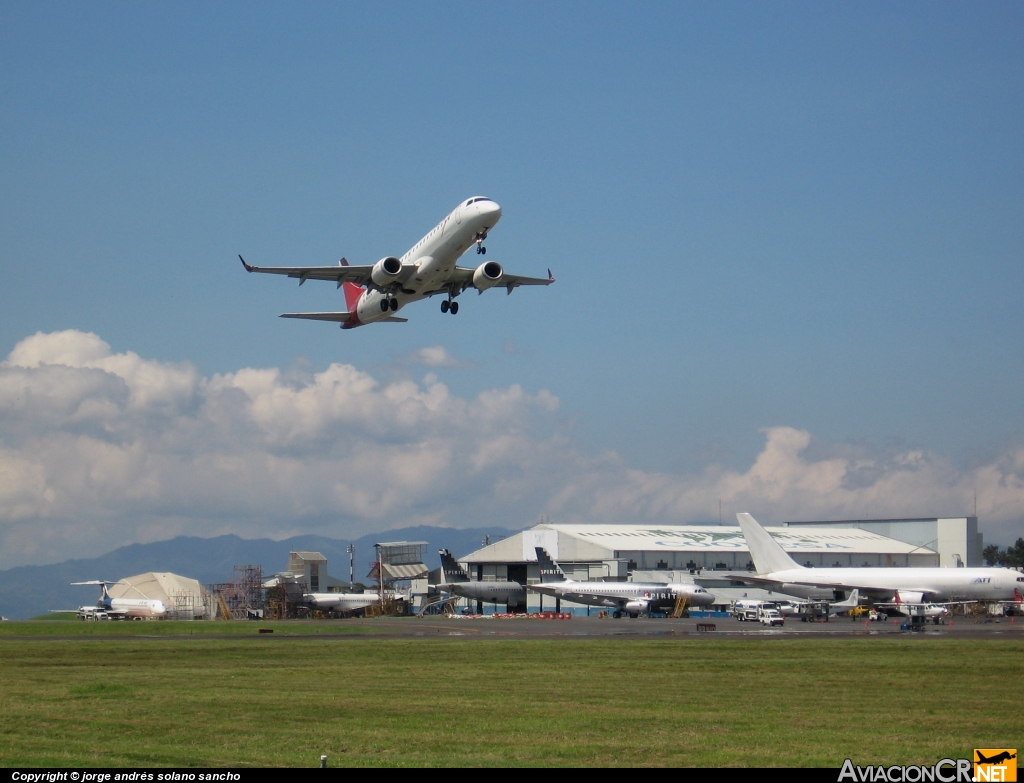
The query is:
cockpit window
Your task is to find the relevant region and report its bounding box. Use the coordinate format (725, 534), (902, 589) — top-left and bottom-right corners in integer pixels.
(467, 197), (492, 205)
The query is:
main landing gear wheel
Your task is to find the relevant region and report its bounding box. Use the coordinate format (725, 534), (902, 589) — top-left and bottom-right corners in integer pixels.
(380, 299), (390, 312)
(390, 298), (399, 311)
(440, 300), (449, 313)
(450, 301), (459, 314)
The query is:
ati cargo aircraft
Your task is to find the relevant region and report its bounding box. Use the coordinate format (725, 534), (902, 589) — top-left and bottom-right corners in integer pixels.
(240, 197), (554, 328)
(529, 548), (716, 617)
(736, 513), (1024, 604)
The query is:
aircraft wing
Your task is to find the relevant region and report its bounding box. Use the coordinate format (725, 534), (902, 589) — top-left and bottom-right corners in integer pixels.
(558, 591), (621, 608)
(728, 573), (909, 601)
(239, 256), (416, 290)
(279, 312), (408, 324)
(451, 266), (556, 294)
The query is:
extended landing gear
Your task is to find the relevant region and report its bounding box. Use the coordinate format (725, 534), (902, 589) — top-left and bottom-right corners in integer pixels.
(440, 299), (459, 314)
(380, 297), (399, 312)
(475, 230), (488, 255)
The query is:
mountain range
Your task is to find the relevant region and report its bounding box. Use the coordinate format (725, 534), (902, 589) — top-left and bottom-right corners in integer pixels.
(0, 525), (519, 620)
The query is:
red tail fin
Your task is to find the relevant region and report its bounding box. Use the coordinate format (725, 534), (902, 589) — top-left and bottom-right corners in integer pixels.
(337, 258), (363, 311)
(343, 282), (363, 311)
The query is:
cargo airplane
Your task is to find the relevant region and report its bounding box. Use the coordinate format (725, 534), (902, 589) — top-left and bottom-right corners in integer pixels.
(736, 513), (1024, 604)
(71, 581), (167, 620)
(239, 197), (554, 328)
(530, 548), (716, 617)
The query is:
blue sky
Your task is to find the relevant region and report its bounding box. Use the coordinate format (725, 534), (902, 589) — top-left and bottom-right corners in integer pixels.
(1, 3), (1023, 566)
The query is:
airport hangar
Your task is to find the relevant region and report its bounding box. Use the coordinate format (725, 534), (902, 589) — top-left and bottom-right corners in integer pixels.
(454, 518), (979, 613)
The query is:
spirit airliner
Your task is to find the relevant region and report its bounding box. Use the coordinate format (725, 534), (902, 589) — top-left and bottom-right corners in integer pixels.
(239, 197), (554, 328)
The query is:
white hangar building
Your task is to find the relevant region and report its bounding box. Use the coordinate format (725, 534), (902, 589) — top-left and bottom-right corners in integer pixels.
(450, 519), (982, 612)
(460, 522), (942, 585)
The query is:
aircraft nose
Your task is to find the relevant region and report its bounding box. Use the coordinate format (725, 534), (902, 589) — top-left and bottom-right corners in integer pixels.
(478, 200), (502, 222)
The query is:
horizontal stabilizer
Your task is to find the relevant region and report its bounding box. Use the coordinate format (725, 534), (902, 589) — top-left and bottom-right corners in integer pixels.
(381, 316), (408, 323)
(279, 312), (351, 322)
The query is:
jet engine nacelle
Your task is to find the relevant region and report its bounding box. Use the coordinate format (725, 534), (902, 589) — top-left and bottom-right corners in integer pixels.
(623, 600), (650, 615)
(472, 261), (503, 292)
(371, 257), (403, 287)
(895, 591), (927, 604)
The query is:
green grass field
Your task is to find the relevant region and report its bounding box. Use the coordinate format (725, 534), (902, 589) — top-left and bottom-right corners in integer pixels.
(0, 627), (1020, 767)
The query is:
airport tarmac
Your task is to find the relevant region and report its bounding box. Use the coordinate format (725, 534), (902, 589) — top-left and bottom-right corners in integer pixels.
(336, 614), (1024, 639)
(2, 615), (1020, 641)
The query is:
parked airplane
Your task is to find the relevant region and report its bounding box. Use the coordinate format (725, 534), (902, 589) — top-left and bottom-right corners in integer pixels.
(736, 513), (1024, 603)
(529, 548), (716, 617)
(433, 549), (527, 610)
(303, 592), (381, 614)
(777, 589), (862, 619)
(239, 197), (554, 329)
(71, 581), (167, 620)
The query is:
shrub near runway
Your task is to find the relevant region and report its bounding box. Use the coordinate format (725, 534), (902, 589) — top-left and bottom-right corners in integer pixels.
(0, 637), (1020, 767)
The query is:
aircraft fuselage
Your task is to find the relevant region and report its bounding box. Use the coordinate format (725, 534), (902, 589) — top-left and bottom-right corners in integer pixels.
(348, 198), (502, 327)
(759, 566), (1022, 603)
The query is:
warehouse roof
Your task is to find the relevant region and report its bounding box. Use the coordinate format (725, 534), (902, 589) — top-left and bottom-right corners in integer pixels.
(460, 523), (935, 563)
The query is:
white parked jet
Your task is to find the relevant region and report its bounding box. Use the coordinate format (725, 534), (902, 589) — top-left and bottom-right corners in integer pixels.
(303, 592), (381, 614)
(72, 581), (167, 620)
(736, 513), (1024, 604)
(240, 197), (554, 328)
(529, 548), (716, 617)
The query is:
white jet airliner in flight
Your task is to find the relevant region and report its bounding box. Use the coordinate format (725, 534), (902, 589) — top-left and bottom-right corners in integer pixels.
(239, 197), (554, 328)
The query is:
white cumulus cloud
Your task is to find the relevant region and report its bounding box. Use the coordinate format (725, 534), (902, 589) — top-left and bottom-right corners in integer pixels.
(0, 330), (1021, 568)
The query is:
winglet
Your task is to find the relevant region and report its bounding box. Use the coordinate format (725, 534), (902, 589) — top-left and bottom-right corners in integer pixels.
(239, 255), (254, 272)
(548, 268), (554, 281)
(339, 257), (349, 267)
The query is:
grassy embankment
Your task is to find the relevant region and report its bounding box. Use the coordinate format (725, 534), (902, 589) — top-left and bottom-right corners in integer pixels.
(1, 615), (391, 637)
(0, 634), (1020, 767)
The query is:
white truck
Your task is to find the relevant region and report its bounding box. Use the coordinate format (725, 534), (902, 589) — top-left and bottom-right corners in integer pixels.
(758, 606), (785, 626)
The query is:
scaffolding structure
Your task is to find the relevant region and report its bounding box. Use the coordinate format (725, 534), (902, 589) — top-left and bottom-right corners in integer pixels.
(208, 564), (265, 620)
(366, 541), (427, 616)
(166, 588), (211, 621)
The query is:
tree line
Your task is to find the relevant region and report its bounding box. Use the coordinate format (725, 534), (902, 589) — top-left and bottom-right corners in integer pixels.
(983, 538), (1024, 568)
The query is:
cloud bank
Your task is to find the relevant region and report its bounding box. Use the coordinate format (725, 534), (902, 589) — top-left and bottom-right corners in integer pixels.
(0, 330), (1021, 568)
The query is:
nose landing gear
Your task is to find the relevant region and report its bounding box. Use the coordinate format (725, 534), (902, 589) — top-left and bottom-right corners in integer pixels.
(475, 230), (488, 255)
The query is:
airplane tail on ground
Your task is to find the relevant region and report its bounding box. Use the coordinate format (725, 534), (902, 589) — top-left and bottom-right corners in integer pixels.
(735, 513), (803, 575)
(535, 547), (566, 582)
(71, 580), (114, 602)
(438, 549), (470, 583)
(830, 589), (860, 614)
